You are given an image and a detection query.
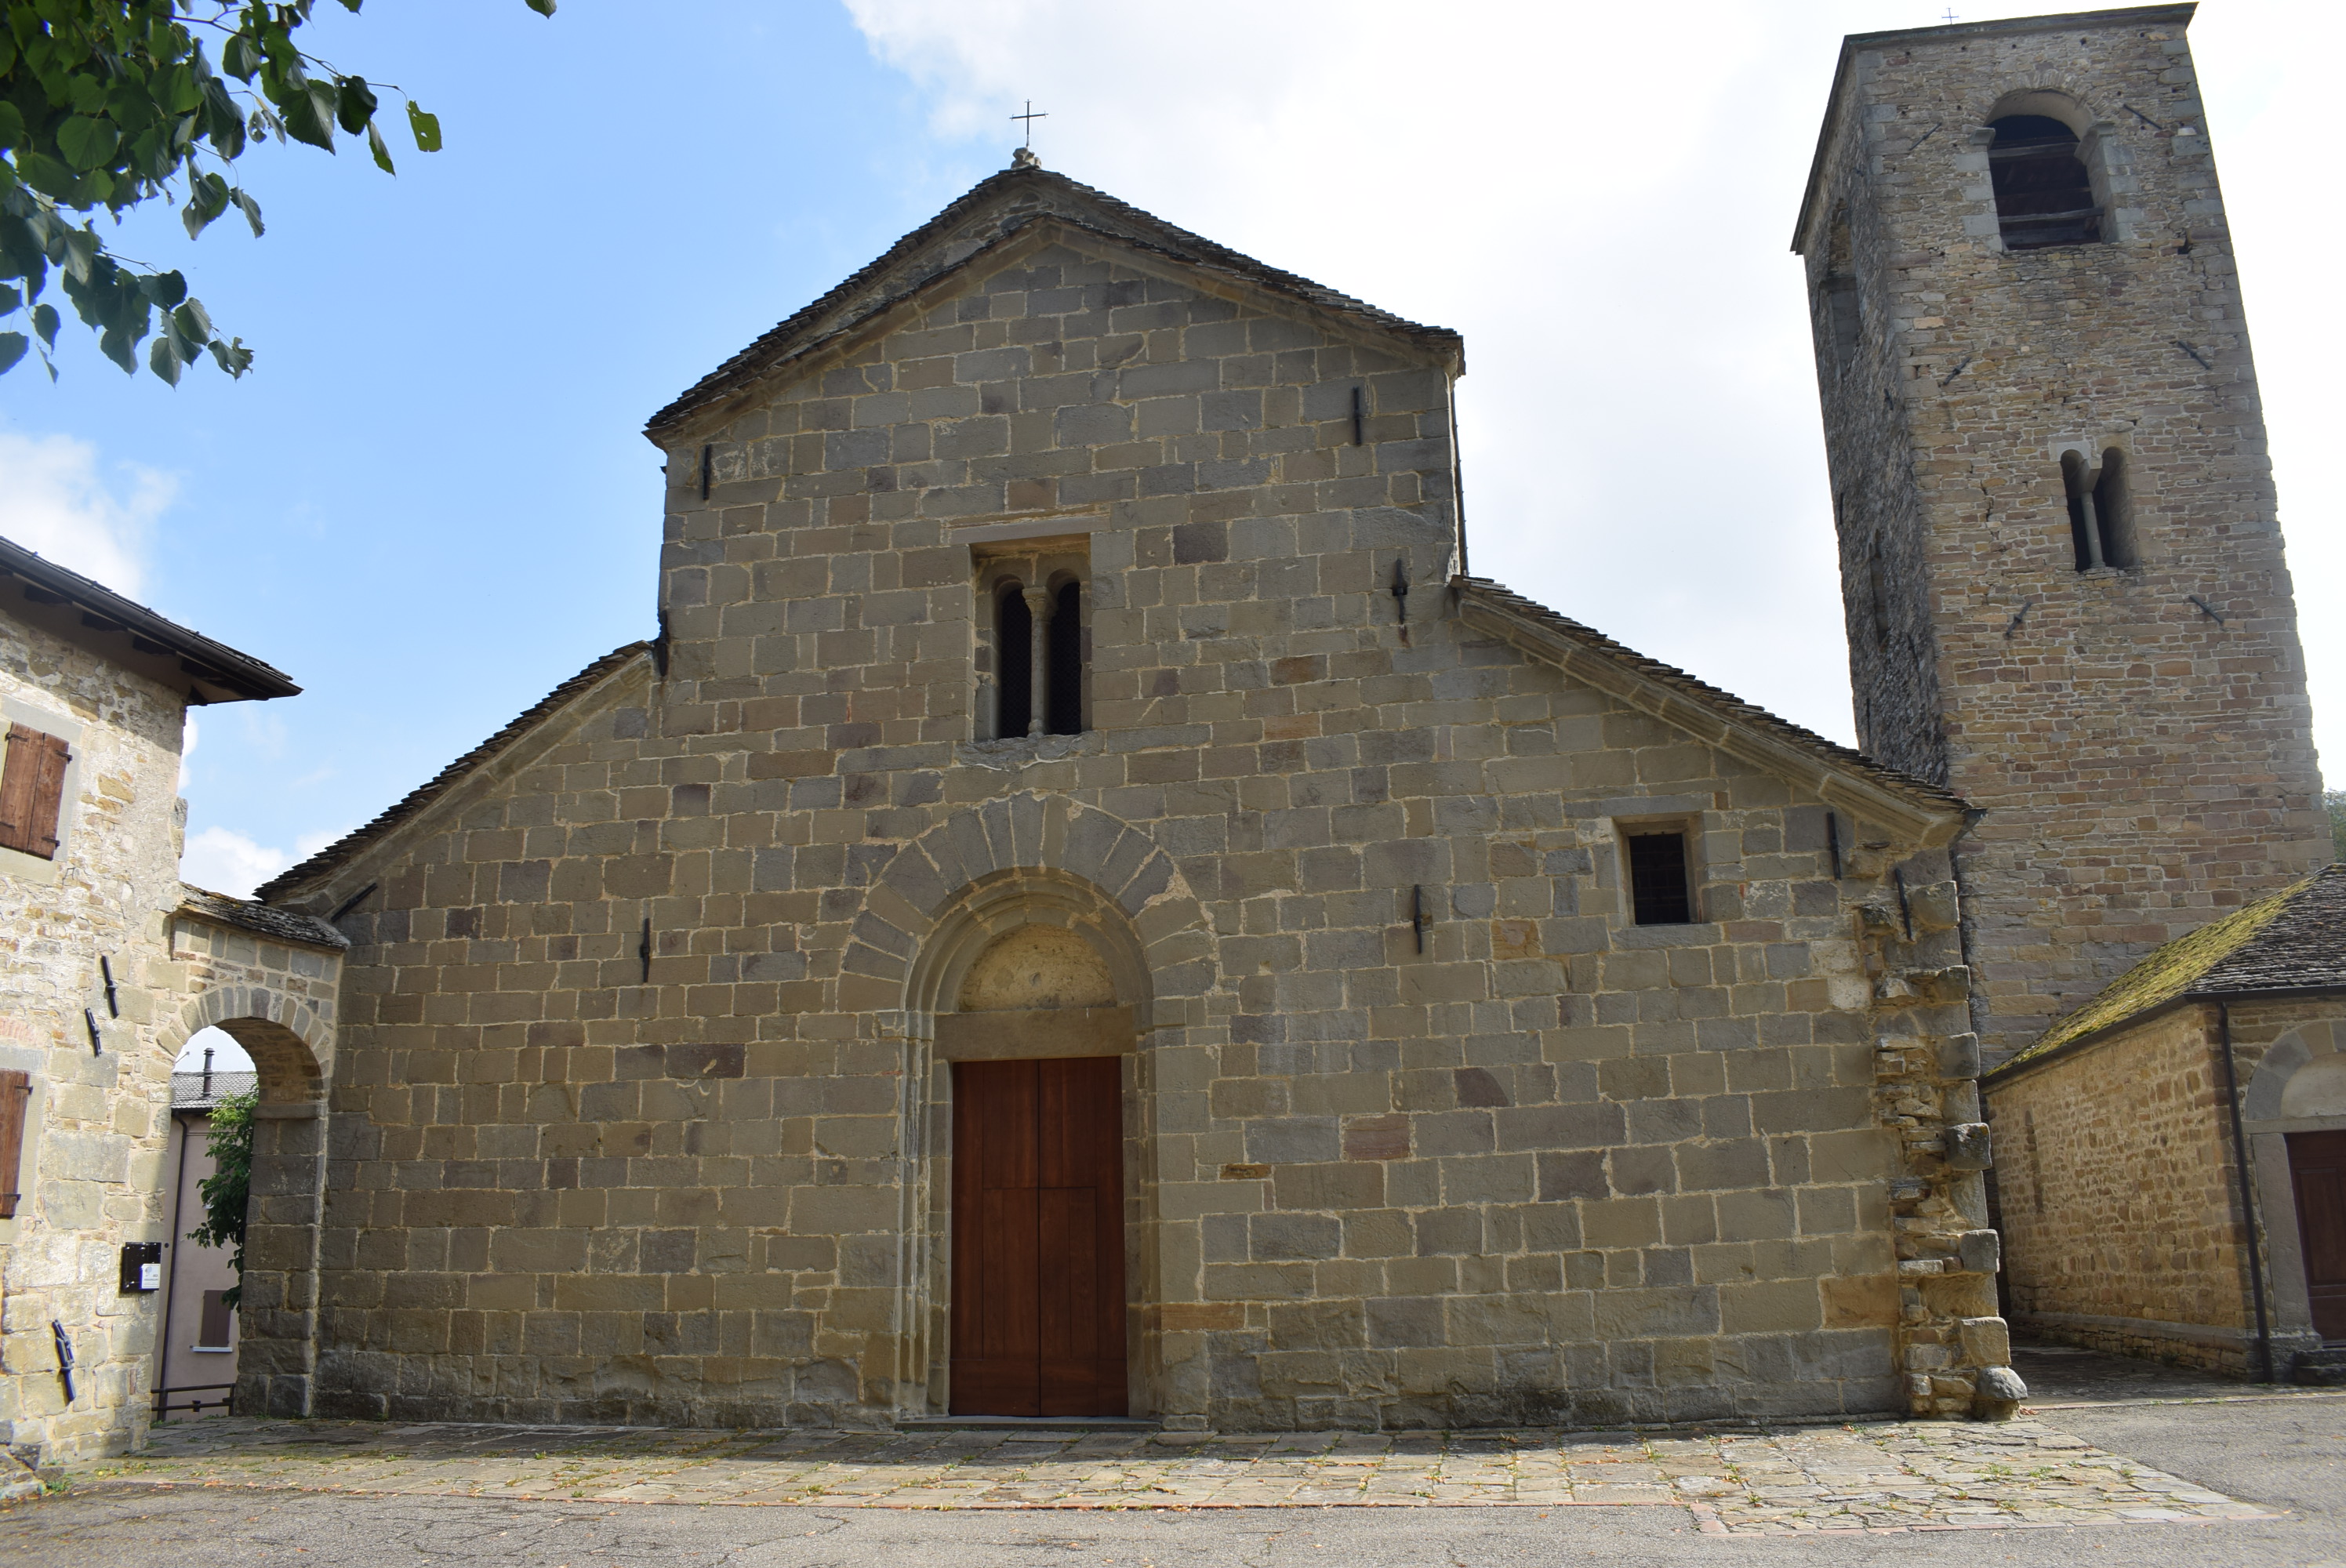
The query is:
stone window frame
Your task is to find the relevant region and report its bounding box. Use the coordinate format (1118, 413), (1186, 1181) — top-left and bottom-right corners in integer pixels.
(971, 535), (1091, 744)
(1608, 810), (1706, 929)
(0, 692), (84, 887)
(1962, 89), (2142, 254)
(2050, 434), (2141, 573)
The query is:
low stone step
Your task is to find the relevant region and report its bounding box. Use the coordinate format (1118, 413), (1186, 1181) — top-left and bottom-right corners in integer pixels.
(2290, 1347), (2346, 1387)
(898, 1415), (1162, 1433)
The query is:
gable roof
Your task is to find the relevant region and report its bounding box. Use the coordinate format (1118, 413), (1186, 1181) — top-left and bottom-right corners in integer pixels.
(0, 534), (298, 704)
(645, 157), (1463, 441)
(1455, 578), (1967, 842)
(1995, 863), (2346, 1073)
(255, 641), (650, 903)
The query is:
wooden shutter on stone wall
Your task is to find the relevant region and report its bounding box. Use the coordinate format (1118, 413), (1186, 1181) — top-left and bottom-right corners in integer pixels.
(0, 724), (71, 859)
(0, 1071), (30, 1219)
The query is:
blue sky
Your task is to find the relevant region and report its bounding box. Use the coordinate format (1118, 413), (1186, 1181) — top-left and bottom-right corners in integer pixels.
(6, 0), (2341, 924)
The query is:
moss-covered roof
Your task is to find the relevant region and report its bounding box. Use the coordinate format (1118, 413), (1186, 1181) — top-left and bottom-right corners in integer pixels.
(1999, 862), (2346, 1071)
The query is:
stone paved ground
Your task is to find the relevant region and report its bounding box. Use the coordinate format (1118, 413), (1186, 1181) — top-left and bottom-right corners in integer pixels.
(53, 1410), (2293, 1534)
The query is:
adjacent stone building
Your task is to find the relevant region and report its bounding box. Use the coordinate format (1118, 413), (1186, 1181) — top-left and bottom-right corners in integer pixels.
(1985, 866), (2346, 1382)
(250, 154), (2017, 1432)
(1792, 3), (2330, 1067)
(0, 536), (318, 1465)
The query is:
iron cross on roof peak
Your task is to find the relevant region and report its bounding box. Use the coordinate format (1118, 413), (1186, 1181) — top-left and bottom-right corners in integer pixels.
(1941, 8), (1959, 22)
(1012, 100), (1048, 149)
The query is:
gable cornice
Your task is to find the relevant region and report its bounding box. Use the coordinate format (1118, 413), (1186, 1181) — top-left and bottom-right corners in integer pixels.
(1457, 579), (1966, 844)
(645, 163), (1462, 444)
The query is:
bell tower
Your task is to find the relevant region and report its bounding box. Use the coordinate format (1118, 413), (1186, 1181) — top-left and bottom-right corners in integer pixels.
(1794, 5), (2329, 1065)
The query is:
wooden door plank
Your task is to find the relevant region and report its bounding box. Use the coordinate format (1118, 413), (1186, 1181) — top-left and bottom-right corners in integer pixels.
(2290, 1129), (2346, 1342)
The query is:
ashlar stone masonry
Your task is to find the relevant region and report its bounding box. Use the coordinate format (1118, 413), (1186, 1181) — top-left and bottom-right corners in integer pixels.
(257, 161), (2015, 1432)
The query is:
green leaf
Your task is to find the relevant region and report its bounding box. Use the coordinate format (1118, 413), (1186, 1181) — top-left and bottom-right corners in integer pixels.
(335, 76), (378, 136)
(138, 269), (187, 308)
(31, 303), (58, 348)
(148, 333), (183, 385)
(0, 283), (16, 314)
(0, 102), (24, 151)
(525, 0), (557, 13)
(14, 152), (77, 199)
(56, 116), (121, 172)
(173, 298), (212, 342)
(99, 325), (136, 374)
(208, 336), (252, 377)
(365, 118), (394, 173)
(406, 100), (442, 152)
(0, 332), (24, 374)
(231, 187), (263, 237)
(58, 229), (96, 285)
(280, 80), (338, 151)
(223, 32), (259, 81)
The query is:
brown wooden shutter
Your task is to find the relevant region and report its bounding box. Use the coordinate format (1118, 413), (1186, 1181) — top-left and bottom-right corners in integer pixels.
(0, 1071), (31, 1219)
(0, 724), (70, 860)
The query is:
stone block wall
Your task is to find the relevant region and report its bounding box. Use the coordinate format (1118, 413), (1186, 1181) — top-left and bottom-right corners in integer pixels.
(285, 218), (2006, 1429)
(0, 609), (184, 1463)
(1797, 9), (2330, 1065)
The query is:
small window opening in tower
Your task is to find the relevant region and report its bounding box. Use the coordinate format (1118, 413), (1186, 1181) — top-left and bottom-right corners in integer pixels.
(1625, 830), (1695, 926)
(996, 583), (1033, 739)
(1989, 115), (2101, 249)
(1047, 579), (1084, 735)
(2063, 449), (2134, 571)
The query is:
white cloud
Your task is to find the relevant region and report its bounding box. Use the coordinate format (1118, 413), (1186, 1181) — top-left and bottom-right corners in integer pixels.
(845, 0), (2346, 757)
(0, 430), (176, 601)
(178, 825), (343, 898)
(180, 826), (293, 898)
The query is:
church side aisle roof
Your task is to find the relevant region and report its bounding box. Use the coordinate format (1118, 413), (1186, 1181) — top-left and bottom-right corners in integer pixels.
(645, 159), (1464, 441)
(1995, 863), (2346, 1072)
(1455, 578), (1968, 839)
(255, 641), (651, 904)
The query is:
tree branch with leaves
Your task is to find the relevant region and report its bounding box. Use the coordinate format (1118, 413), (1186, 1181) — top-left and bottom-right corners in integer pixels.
(0, 0), (552, 383)
(184, 1086), (252, 1308)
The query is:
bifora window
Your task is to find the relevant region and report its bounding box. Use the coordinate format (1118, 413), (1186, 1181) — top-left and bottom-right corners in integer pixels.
(1988, 115), (2101, 249)
(1624, 829), (1695, 926)
(977, 539), (1089, 741)
(2062, 447), (2136, 570)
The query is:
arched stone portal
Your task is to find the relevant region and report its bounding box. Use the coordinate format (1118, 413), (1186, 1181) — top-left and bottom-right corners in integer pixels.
(163, 900), (342, 1417)
(847, 794), (1214, 1421)
(2243, 1018), (2346, 1367)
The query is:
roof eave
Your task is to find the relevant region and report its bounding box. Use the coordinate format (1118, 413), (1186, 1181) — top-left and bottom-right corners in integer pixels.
(1986, 981), (2346, 1084)
(1454, 579), (1965, 844)
(0, 535), (299, 703)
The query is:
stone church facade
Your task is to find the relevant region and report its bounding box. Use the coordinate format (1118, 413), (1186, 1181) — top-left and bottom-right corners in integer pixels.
(196, 1), (2322, 1433)
(252, 162), (2006, 1429)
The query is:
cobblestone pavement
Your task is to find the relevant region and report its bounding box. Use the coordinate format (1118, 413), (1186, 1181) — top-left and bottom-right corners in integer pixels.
(56, 1411), (2293, 1535)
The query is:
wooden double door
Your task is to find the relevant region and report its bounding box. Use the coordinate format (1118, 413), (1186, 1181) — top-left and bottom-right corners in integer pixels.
(2290, 1129), (2346, 1341)
(950, 1056), (1128, 1415)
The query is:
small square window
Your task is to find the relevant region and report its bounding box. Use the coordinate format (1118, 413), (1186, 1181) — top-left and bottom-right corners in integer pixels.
(1625, 831), (1694, 926)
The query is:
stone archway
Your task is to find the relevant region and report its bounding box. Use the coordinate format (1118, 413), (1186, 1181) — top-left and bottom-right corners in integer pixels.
(847, 794), (1215, 1420)
(2243, 1020), (2346, 1361)
(162, 915), (341, 1419)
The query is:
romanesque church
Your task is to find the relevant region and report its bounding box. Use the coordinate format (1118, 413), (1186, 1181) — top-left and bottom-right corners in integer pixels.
(4, 5), (2337, 1461)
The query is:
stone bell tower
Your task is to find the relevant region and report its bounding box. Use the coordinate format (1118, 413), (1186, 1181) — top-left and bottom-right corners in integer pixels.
(1793, 4), (2329, 1065)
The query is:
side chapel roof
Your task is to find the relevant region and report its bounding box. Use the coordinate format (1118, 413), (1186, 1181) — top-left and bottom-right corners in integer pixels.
(645, 158), (1464, 441)
(1996, 862), (2346, 1073)
(254, 641), (650, 903)
(1456, 579), (1967, 840)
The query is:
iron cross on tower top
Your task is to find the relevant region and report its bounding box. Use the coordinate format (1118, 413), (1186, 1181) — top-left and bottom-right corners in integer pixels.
(1012, 100), (1048, 149)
